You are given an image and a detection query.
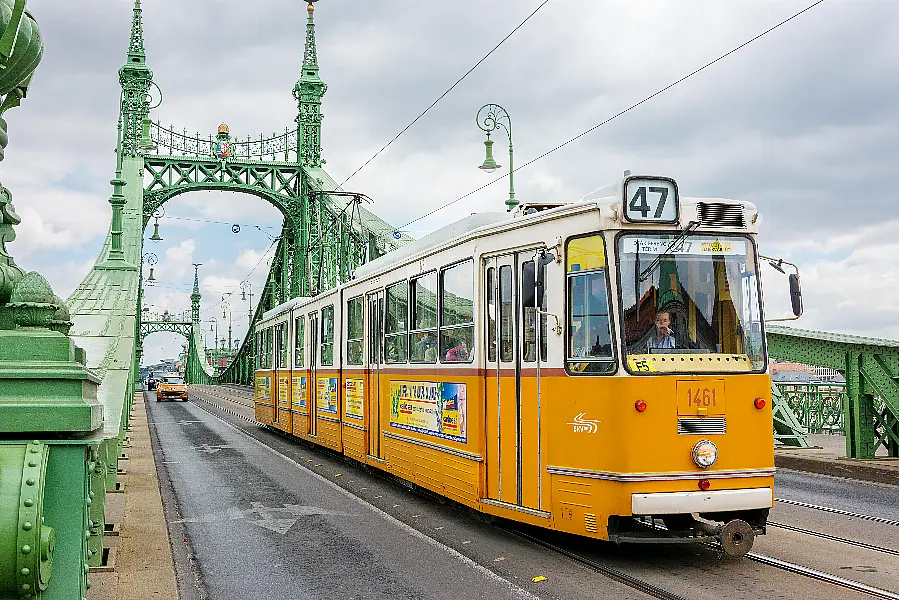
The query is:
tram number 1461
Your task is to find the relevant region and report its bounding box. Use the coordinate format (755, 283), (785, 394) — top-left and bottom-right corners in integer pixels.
(688, 388), (716, 407)
(676, 380), (725, 415)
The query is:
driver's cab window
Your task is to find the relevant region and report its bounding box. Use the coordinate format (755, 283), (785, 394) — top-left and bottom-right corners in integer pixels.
(567, 234), (615, 375)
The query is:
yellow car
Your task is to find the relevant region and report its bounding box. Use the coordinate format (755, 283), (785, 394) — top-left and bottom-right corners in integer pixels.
(156, 374), (189, 402)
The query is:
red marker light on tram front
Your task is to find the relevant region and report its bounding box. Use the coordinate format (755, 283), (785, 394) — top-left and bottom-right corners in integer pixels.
(635, 400), (647, 413)
(753, 397), (766, 409)
(698, 479), (711, 491)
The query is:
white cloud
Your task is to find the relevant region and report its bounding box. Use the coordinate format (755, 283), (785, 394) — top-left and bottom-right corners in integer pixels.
(5, 0), (898, 358)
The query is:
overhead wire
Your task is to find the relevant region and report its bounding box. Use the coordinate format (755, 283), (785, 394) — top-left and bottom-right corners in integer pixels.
(397, 0), (826, 230)
(195, 239), (279, 317)
(339, 0), (551, 187)
(162, 214), (279, 229)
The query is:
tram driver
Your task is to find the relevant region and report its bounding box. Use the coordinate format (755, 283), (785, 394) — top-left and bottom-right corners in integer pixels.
(647, 309), (676, 350)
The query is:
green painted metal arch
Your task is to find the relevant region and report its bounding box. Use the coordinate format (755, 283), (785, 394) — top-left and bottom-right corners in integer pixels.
(142, 182), (300, 232)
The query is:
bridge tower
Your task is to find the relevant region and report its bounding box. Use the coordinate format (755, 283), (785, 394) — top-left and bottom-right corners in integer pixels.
(295, 1), (327, 168)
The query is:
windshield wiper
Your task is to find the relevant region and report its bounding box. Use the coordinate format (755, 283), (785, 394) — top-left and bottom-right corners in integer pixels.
(638, 221), (700, 282)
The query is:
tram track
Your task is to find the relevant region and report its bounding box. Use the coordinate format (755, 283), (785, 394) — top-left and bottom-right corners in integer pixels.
(767, 521), (899, 557)
(503, 526), (688, 600)
(775, 497), (899, 527)
(743, 551), (899, 600)
(192, 386), (899, 600)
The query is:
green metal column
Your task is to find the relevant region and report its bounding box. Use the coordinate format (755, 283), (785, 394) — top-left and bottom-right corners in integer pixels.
(844, 351), (877, 459)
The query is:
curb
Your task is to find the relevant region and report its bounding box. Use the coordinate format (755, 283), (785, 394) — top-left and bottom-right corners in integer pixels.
(775, 454), (899, 486)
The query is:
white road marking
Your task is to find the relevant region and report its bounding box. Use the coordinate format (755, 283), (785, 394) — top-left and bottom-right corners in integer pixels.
(194, 444), (233, 454)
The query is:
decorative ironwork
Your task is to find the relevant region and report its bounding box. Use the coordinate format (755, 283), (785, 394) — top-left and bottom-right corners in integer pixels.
(768, 324), (899, 458)
(147, 121), (299, 161)
(778, 383), (846, 434)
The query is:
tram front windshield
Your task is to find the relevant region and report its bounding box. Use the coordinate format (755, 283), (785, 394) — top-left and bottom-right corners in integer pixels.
(617, 234), (764, 372)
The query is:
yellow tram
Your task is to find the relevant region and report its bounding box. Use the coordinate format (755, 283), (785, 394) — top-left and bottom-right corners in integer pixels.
(254, 174), (782, 555)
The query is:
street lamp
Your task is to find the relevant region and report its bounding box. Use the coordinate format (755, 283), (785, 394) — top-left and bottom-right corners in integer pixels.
(476, 103), (518, 212)
(142, 253), (158, 284)
(149, 206), (164, 242)
(240, 281), (254, 328)
(208, 317), (219, 375)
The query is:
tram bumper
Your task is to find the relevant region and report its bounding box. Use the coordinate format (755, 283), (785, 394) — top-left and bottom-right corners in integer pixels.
(631, 487), (772, 515)
(608, 487), (771, 556)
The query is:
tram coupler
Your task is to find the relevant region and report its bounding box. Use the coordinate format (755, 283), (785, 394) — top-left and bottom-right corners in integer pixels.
(693, 518), (755, 556)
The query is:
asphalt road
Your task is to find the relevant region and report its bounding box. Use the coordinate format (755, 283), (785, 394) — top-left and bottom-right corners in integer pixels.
(146, 388), (899, 600)
(774, 469), (899, 522)
(145, 391), (646, 600)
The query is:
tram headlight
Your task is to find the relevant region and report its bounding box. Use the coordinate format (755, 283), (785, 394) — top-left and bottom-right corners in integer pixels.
(691, 440), (718, 469)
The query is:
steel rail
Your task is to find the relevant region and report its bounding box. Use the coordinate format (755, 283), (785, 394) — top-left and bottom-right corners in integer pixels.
(768, 522), (899, 556)
(195, 388), (253, 410)
(504, 526), (688, 600)
(746, 552), (899, 600)
(775, 498), (899, 527)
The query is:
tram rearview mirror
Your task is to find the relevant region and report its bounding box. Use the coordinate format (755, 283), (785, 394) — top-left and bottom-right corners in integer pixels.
(789, 273), (803, 317)
(535, 252), (554, 307)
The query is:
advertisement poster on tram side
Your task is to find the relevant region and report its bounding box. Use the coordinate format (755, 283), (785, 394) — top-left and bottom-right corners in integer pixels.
(278, 375), (290, 405)
(345, 379), (364, 420)
(255, 375), (271, 402)
(292, 375), (307, 409)
(389, 381), (467, 443)
(317, 377), (338, 414)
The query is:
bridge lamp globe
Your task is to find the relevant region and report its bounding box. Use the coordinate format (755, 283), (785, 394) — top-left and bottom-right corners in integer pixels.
(149, 218), (163, 241)
(478, 135), (501, 174)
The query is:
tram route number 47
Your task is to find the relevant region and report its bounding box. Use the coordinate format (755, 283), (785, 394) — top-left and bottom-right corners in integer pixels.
(628, 186), (669, 219)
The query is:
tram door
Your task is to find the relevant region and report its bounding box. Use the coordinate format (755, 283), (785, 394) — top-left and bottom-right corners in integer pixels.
(367, 292), (385, 459)
(485, 254), (543, 510)
(309, 312), (319, 437)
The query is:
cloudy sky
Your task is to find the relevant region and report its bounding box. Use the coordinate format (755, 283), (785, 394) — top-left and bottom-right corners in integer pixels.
(6, 0), (898, 364)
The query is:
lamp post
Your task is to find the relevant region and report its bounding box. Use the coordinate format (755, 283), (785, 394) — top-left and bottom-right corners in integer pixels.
(208, 317), (218, 375)
(142, 252), (158, 284)
(149, 205), (164, 242)
(476, 103), (518, 212)
(222, 294), (232, 360)
(241, 280), (253, 329)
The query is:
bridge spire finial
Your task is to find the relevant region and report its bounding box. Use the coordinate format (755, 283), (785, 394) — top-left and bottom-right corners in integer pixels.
(118, 0), (154, 158)
(293, 0), (327, 167)
(303, 1), (319, 72)
(126, 0), (146, 65)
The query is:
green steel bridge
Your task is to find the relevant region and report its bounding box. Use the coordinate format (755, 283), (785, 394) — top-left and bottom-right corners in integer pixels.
(0, 1), (897, 598)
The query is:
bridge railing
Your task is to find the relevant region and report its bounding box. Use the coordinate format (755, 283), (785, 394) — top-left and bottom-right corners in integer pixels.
(768, 325), (899, 458)
(777, 383), (846, 435)
(147, 121), (299, 162)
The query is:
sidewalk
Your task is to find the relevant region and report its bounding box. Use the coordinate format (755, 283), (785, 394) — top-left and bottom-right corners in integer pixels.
(89, 393), (179, 600)
(775, 433), (899, 485)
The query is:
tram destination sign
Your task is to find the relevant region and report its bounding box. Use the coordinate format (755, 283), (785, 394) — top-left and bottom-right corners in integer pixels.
(622, 237), (747, 257)
(623, 176), (679, 223)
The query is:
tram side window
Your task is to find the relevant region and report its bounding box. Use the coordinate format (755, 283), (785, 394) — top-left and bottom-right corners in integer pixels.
(486, 267), (496, 362)
(440, 260), (474, 363)
(294, 316), (305, 369)
(521, 260), (548, 363)
(321, 305), (334, 366)
(347, 296), (364, 365)
(410, 273), (438, 363)
(567, 234), (615, 375)
(277, 323), (288, 368)
(265, 328), (274, 369)
(499, 266), (513, 362)
(255, 333), (261, 369)
(385, 281), (408, 363)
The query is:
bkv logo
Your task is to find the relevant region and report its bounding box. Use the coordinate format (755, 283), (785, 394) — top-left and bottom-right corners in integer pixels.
(568, 413), (600, 434)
